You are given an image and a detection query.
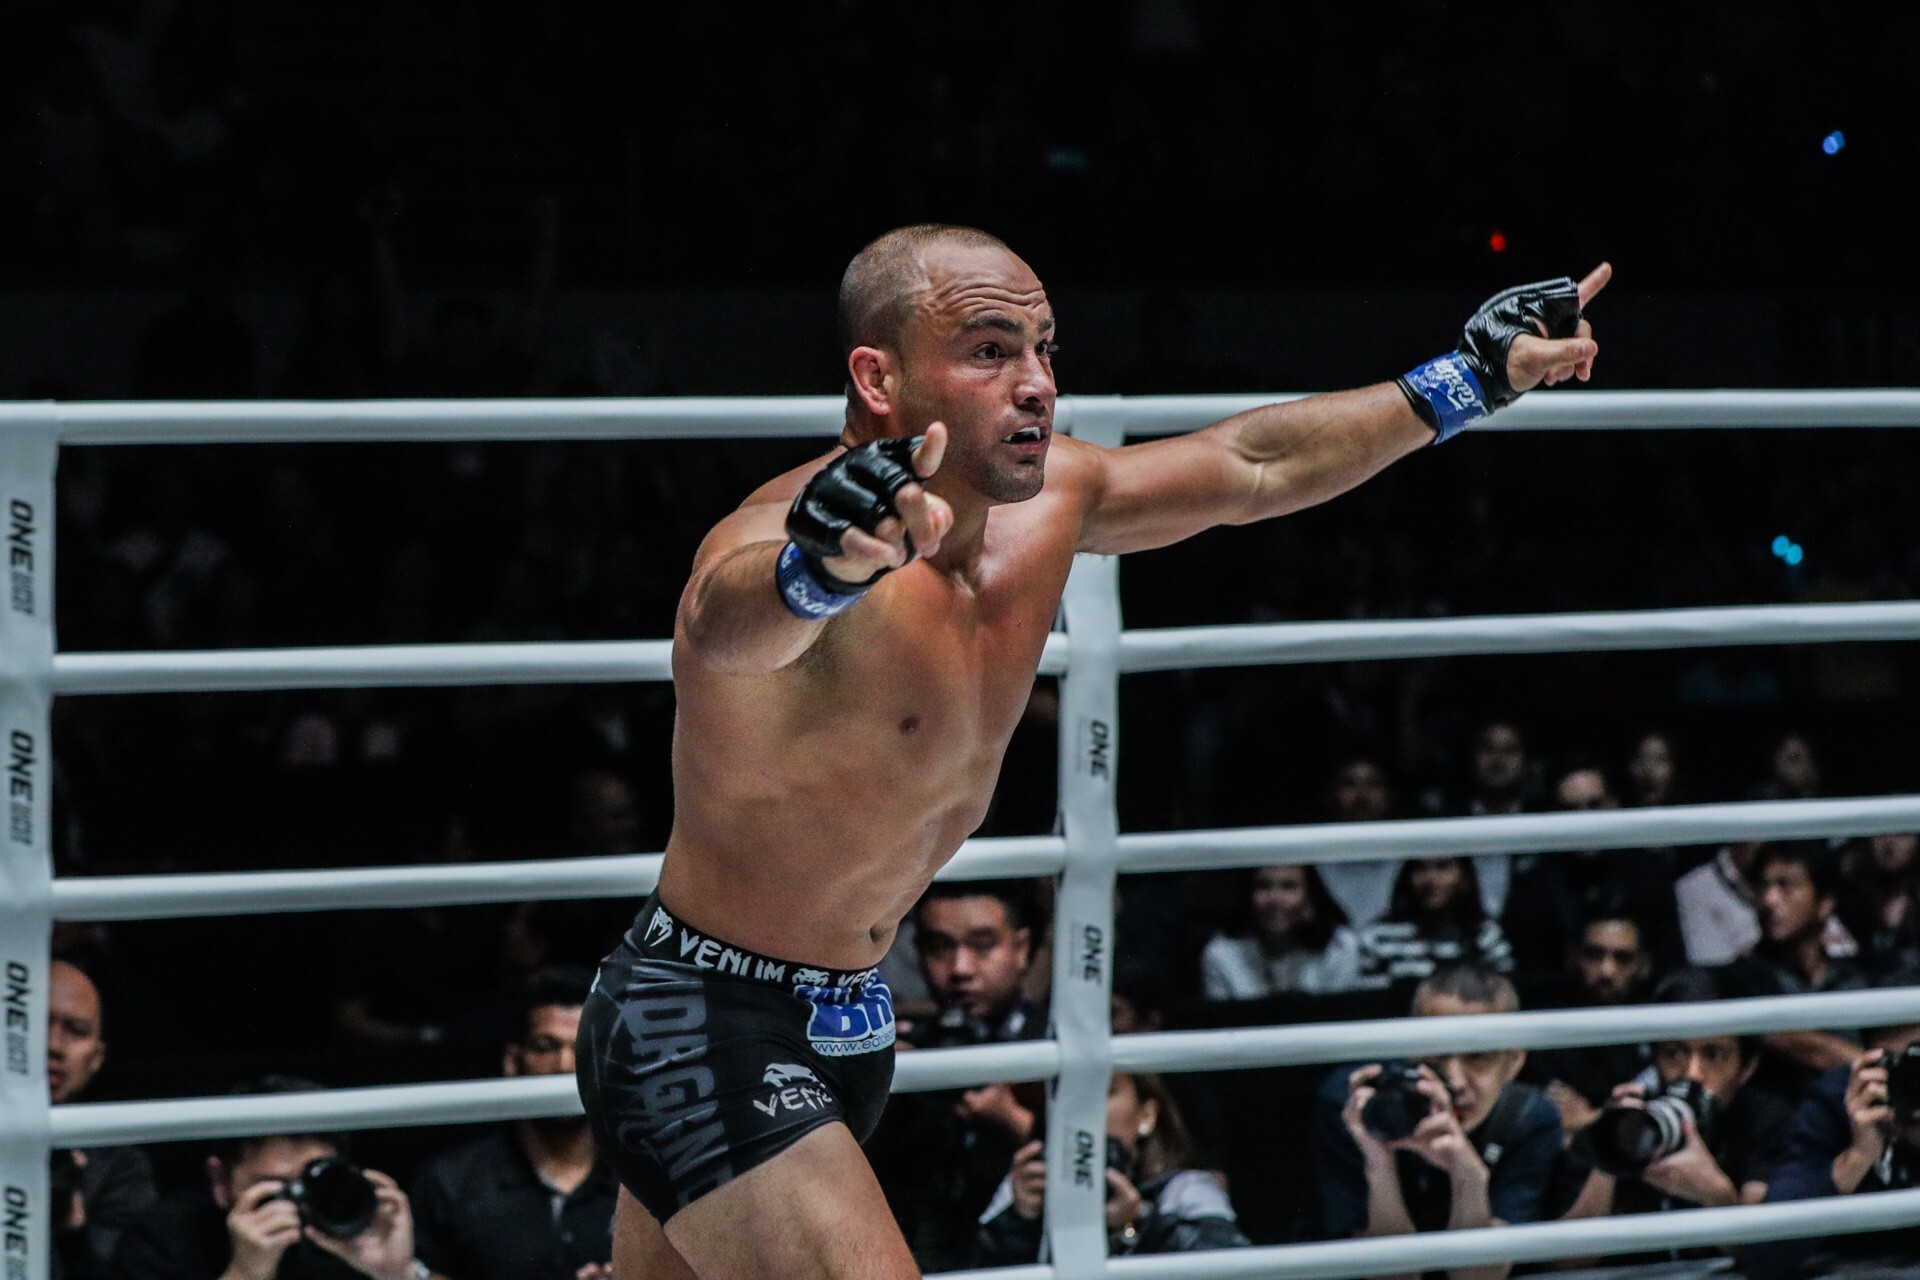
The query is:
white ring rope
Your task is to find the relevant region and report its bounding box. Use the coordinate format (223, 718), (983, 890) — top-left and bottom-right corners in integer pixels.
(12, 389), (1920, 1279)
(51, 987), (1920, 1148)
(49, 835), (1070, 921)
(9, 388), (1920, 445)
(45, 601), (1920, 696)
(1120, 600), (1920, 671)
(51, 633), (1072, 695)
(988, 1189), (1920, 1280)
(44, 795), (1920, 921)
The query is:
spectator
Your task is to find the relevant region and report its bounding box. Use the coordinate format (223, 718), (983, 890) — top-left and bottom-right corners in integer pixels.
(1316, 756), (1403, 928)
(1758, 732), (1823, 801)
(47, 958), (157, 1280)
(1201, 864), (1364, 999)
(1675, 838), (1764, 966)
(1624, 731), (1681, 809)
(1453, 721), (1536, 917)
(113, 1076), (427, 1280)
(1738, 841), (1870, 1076)
(410, 968), (613, 1280)
(871, 881), (1046, 1272)
(1501, 765), (1683, 975)
(1521, 906), (1655, 1136)
(1838, 832), (1920, 976)
(975, 1072), (1249, 1263)
(1745, 970), (1920, 1280)
(1356, 858), (1513, 987)
(1559, 967), (1792, 1254)
(1314, 965), (1561, 1280)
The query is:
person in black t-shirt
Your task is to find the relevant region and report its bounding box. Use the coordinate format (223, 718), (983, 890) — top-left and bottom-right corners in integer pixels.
(412, 969), (614, 1280)
(1522, 904), (1656, 1138)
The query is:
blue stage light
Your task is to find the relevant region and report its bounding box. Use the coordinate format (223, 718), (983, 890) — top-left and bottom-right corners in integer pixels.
(1785, 544), (1805, 566)
(1772, 535), (1792, 557)
(1823, 131), (1846, 155)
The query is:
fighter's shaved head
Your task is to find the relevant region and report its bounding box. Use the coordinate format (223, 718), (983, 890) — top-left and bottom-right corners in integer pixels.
(838, 224), (1014, 359)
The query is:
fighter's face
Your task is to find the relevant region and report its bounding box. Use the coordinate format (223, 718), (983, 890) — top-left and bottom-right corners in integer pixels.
(894, 243), (1056, 504)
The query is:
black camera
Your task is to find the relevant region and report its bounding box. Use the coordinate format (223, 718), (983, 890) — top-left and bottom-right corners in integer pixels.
(1104, 1135), (1135, 1200)
(270, 1156), (379, 1240)
(1361, 1064), (1445, 1143)
(1581, 1079), (1715, 1176)
(1884, 1044), (1920, 1124)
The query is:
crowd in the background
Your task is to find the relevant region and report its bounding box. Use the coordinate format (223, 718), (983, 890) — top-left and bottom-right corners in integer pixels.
(41, 790), (1920, 1274)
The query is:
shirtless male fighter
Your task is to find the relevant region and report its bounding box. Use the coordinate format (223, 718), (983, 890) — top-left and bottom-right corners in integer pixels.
(576, 224), (1611, 1278)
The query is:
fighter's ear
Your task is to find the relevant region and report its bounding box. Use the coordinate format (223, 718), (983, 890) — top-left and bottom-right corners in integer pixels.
(848, 346), (899, 417)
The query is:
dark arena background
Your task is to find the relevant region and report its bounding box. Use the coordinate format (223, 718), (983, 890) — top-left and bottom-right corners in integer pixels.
(6, 3), (1920, 1279)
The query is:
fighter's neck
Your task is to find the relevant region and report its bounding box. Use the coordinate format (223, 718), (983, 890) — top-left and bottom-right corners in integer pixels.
(924, 498), (990, 577)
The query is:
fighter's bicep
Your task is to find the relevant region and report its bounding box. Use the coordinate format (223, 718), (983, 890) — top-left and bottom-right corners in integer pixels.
(1074, 427), (1261, 554)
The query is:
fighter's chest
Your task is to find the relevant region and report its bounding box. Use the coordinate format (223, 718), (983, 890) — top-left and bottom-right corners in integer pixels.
(815, 541), (1070, 749)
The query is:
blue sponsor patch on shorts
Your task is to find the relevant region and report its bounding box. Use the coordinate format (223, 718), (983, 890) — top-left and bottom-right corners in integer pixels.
(795, 976), (896, 1057)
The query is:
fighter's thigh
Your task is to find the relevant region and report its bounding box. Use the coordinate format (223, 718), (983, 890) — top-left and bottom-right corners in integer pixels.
(663, 1121), (920, 1280)
(612, 1186), (699, 1280)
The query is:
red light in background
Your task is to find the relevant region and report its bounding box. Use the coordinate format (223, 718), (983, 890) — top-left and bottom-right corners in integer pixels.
(1488, 230), (1508, 253)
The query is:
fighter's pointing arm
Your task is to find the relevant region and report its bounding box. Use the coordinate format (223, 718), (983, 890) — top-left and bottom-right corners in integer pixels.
(1076, 263), (1611, 555)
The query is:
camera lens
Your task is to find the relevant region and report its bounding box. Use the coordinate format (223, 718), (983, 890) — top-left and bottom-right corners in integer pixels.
(290, 1156), (378, 1240)
(1361, 1067), (1433, 1143)
(1581, 1081), (1708, 1176)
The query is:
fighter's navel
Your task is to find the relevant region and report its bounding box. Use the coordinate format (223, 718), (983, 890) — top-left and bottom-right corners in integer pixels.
(899, 715), (921, 735)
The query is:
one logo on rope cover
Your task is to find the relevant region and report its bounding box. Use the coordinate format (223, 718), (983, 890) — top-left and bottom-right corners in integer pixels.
(1082, 718), (1111, 779)
(1072, 1129), (1098, 1189)
(1079, 923), (1105, 983)
(4, 960), (31, 1078)
(7, 498), (33, 618)
(6, 730), (32, 847)
(4, 1182), (35, 1280)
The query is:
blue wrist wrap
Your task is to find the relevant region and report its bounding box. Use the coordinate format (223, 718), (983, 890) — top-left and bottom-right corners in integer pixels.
(1401, 353), (1491, 444)
(775, 540), (868, 620)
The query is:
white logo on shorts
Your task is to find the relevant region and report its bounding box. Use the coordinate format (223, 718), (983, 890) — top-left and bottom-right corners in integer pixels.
(763, 1062), (821, 1088)
(644, 908), (673, 946)
(792, 967), (832, 987)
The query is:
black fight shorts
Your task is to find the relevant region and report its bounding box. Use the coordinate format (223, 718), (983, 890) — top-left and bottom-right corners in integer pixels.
(576, 895), (897, 1222)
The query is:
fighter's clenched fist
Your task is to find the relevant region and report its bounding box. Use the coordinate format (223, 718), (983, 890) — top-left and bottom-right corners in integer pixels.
(778, 423), (952, 616)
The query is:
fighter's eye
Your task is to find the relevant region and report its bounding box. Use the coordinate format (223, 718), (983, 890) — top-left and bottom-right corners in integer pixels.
(1039, 341), (1060, 358)
(975, 343), (1003, 359)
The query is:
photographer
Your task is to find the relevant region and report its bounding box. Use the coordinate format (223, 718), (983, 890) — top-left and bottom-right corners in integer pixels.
(974, 1072), (1248, 1264)
(1312, 965), (1560, 1280)
(1744, 969), (1920, 1280)
(870, 880), (1047, 1272)
(113, 1076), (433, 1280)
(1557, 967), (1791, 1255)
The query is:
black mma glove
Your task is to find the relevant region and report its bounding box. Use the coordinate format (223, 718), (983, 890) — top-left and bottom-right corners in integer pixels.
(776, 436), (924, 619)
(1396, 277), (1585, 443)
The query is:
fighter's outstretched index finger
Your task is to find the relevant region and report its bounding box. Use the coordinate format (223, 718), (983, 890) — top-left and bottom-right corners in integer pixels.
(913, 422), (947, 479)
(1577, 262), (1613, 308)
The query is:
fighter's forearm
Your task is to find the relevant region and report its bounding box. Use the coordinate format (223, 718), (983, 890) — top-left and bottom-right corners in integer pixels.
(1221, 382), (1434, 525)
(679, 540), (828, 676)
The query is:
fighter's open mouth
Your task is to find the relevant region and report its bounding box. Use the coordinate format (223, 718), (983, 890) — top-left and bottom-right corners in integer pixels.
(1003, 426), (1047, 444)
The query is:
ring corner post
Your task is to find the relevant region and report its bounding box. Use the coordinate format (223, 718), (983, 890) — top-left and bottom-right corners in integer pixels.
(1044, 403), (1125, 1280)
(1, 415), (58, 1280)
